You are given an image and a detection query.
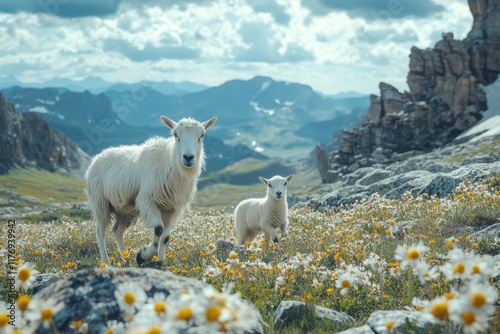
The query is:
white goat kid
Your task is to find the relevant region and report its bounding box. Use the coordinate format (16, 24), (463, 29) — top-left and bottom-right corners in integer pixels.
(235, 174), (295, 247)
(85, 115), (217, 266)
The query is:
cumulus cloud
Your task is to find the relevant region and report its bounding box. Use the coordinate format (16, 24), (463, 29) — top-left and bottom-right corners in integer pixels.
(0, 0), (474, 94)
(233, 21), (314, 63)
(301, 0), (445, 20)
(244, 0), (291, 25)
(104, 39), (200, 61)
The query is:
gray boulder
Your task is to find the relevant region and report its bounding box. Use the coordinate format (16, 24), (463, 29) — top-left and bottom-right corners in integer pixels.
(473, 223), (500, 238)
(34, 268), (263, 334)
(27, 273), (59, 295)
(356, 169), (394, 186)
(316, 161), (500, 209)
(365, 310), (444, 334)
(335, 324), (374, 334)
(273, 300), (353, 331)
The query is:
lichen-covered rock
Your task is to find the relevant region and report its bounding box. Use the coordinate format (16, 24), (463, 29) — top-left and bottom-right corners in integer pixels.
(273, 301), (353, 331)
(334, 324), (374, 334)
(473, 223), (500, 238)
(366, 310), (447, 334)
(315, 161), (500, 209)
(33, 268), (263, 334)
(27, 273), (59, 295)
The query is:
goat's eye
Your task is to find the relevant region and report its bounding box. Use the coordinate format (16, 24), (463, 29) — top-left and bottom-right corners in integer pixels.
(284, 182), (287, 186)
(173, 133), (178, 138)
(268, 184), (272, 188)
(200, 133), (205, 139)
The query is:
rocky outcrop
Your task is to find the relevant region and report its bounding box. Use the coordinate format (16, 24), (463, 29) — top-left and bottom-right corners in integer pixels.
(465, 0), (500, 85)
(318, 0), (500, 180)
(305, 135), (500, 210)
(0, 93), (89, 175)
(273, 300), (353, 331)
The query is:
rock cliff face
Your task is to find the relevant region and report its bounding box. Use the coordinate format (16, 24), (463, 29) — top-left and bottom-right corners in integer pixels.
(0, 93), (89, 175)
(319, 0), (500, 181)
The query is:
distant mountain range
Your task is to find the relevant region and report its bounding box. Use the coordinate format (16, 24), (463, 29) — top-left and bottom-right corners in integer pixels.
(104, 76), (369, 159)
(0, 75), (209, 96)
(0, 75), (369, 163)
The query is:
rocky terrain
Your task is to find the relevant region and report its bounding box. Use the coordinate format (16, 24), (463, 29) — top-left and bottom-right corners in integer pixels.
(297, 133), (500, 211)
(0, 92), (89, 176)
(317, 0), (500, 182)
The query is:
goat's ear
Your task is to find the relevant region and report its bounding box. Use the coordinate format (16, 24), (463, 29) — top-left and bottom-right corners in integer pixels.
(286, 174), (295, 182)
(160, 116), (177, 130)
(202, 117), (217, 130)
(259, 176), (268, 185)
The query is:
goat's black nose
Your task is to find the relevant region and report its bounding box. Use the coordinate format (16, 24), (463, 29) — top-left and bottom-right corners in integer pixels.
(276, 191), (282, 196)
(183, 154), (194, 162)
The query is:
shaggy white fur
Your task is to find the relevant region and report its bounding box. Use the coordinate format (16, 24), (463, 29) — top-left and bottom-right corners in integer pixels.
(235, 174), (295, 246)
(86, 115), (217, 266)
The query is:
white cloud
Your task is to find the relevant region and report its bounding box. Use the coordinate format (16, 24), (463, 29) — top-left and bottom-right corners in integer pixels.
(0, 0), (474, 95)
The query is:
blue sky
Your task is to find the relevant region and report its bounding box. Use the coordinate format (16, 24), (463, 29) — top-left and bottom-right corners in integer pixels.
(0, 0), (472, 94)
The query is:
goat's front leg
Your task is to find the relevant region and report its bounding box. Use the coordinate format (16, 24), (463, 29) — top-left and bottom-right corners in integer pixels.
(262, 223), (279, 247)
(280, 220), (288, 238)
(136, 201), (164, 265)
(157, 210), (180, 262)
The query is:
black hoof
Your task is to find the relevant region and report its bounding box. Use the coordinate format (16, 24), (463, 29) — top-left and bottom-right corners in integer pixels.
(136, 251), (146, 265)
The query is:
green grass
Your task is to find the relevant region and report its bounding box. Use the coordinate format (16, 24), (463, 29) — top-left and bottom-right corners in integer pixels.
(0, 169), (87, 205)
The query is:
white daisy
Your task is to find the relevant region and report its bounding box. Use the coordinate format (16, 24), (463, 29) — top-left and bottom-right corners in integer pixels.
(415, 261), (439, 285)
(395, 241), (429, 269)
(449, 303), (489, 334)
(204, 266), (221, 278)
(104, 320), (126, 334)
(426, 296), (450, 322)
(24, 297), (64, 330)
(335, 270), (360, 296)
(468, 253), (499, 279)
(0, 301), (11, 331)
(207, 243), (217, 254)
(405, 297), (430, 312)
(440, 248), (471, 281)
(15, 262), (39, 290)
(114, 282), (147, 315)
(459, 282), (498, 316)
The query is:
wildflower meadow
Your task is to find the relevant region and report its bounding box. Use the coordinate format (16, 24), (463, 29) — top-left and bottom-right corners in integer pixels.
(1, 178), (500, 333)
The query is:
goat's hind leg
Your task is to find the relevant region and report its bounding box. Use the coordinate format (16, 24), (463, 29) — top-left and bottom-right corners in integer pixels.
(93, 200), (112, 266)
(113, 212), (136, 254)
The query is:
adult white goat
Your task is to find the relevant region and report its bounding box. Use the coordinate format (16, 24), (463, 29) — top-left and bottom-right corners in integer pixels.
(85, 115), (217, 266)
(235, 174), (295, 246)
